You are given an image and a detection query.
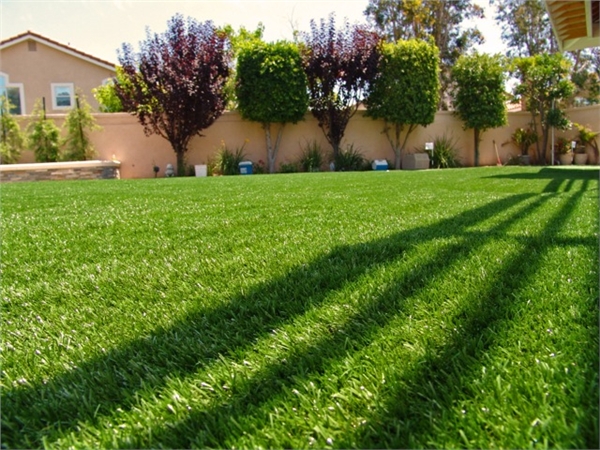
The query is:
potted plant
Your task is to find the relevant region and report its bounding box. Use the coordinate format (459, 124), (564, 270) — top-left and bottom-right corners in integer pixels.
(574, 123), (599, 165)
(555, 137), (573, 165)
(511, 127), (537, 165)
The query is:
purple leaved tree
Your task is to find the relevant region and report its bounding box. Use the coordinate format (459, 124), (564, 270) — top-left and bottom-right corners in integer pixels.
(300, 15), (381, 164)
(115, 14), (231, 176)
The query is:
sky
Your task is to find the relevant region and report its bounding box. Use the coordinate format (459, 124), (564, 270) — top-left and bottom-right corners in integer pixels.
(1, 0), (506, 65)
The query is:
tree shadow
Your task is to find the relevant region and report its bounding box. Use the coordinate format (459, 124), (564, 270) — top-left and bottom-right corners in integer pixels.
(143, 180), (596, 449)
(2, 177), (597, 448)
(346, 178), (598, 449)
(486, 167), (599, 193)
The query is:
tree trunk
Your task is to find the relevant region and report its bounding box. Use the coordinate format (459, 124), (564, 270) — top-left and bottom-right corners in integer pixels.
(264, 123), (285, 174)
(474, 128), (480, 167)
(176, 150), (186, 176)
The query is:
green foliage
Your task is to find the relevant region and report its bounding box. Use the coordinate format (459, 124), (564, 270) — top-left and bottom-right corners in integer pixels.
(545, 107), (571, 131)
(0, 96), (24, 164)
(92, 67), (127, 112)
(236, 40), (308, 173)
(512, 53), (574, 164)
(365, 0), (484, 109)
(492, 0), (557, 57)
(27, 100), (61, 163)
(366, 39), (440, 169)
(278, 162), (299, 173)
(555, 137), (571, 155)
(298, 140), (324, 172)
(416, 134), (462, 168)
(452, 53), (507, 166)
(62, 93), (100, 161)
(236, 40), (308, 125)
(452, 53), (508, 133)
(220, 23), (265, 109)
(211, 140), (247, 175)
(334, 143), (367, 171)
(574, 123), (599, 158)
(511, 127), (538, 156)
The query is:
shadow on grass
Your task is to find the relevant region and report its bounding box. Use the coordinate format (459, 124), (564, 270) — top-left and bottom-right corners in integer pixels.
(140, 178), (597, 449)
(2, 175), (598, 448)
(347, 177), (599, 449)
(486, 166), (599, 190)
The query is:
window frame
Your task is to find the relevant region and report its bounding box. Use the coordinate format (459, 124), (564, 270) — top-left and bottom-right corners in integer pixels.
(51, 83), (75, 110)
(0, 73), (25, 115)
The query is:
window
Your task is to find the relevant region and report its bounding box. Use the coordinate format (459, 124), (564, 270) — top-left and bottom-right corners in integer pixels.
(0, 73), (24, 115)
(51, 83), (74, 110)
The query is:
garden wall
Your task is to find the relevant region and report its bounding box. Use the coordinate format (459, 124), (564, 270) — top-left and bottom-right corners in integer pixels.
(0, 160), (120, 182)
(13, 105), (600, 179)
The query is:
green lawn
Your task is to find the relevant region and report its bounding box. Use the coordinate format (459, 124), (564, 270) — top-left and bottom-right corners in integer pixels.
(1, 166), (598, 449)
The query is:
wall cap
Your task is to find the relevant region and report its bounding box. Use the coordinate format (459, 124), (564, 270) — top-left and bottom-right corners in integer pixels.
(0, 160), (121, 172)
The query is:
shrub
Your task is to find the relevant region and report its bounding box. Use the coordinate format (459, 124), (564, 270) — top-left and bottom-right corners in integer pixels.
(299, 140), (324, 172)
(62, 93), (100, 161)
(27, 100), (61, 163)
(334, 143), (367, 171)
(0, 96), (24, 164)
(279, 162), (299, 173)
(417, 134), (461, 169)
(253, 159), (267, 174)
(211, 141), (247, 176)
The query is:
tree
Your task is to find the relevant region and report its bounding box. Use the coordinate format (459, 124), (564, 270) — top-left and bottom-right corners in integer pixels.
(491, 0), (557, 57)
(236, 41), (308, 174)
(568, 48), (600, 106)
(300, 14), (381, 163)
(452, 53), (507, 166)
(365, 39), (440, 169)
(62, 92), (100, 161)
(512, 53), (574, 165)
(220, 24), (265, 110)
(364, 0), (484, 109)
(92, 67), (129, 113)
(27, 99), (61, 163)
(0, 96), (24, 164)
(115, 14), (231, 176)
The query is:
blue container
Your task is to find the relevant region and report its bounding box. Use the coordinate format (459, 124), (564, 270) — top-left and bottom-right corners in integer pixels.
(239, 161), (253, 175)
(372, 159), (389, 171)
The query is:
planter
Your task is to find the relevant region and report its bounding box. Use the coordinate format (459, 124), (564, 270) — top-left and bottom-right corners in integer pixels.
(574, 153), (588, 165)
(519, 155), (530, 166)
(194, 164), (207, 177)
(559, 154), (573, 166)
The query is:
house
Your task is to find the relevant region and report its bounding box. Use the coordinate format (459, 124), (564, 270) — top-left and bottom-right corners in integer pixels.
(0, 31), (116, 115)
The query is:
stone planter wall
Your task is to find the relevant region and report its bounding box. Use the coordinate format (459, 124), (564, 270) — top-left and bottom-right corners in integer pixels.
(0, 160), (121, 183)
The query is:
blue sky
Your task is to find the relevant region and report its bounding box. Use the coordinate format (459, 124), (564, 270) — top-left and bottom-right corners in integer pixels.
(1, 0), (505, 64)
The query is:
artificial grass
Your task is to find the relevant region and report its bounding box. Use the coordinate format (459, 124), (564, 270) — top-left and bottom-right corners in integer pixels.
(1, 166), (598, 449)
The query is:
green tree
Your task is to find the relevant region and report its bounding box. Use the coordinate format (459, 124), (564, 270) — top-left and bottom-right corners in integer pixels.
(365, 0), (484, 109)
(92, 67), (128, 113)
(491, 0), (557, 57)
(27, 99), (61, 163)
(0, 96), (24, 164)
(62, 92), (100, 161)
(512, 53), (574, 165)
(365, 39), (440, 169)
(220, 24), (264, 110)
(236, 40), (308, 173)
(452, 53), (508, 166)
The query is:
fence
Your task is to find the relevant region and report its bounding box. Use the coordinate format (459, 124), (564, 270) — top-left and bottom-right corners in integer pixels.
(13, 105), (600, 179)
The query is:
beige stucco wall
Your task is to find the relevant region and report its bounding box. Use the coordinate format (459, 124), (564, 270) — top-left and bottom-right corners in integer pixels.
(0, 39), (115, 114)
(14, 105), (600, 178)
